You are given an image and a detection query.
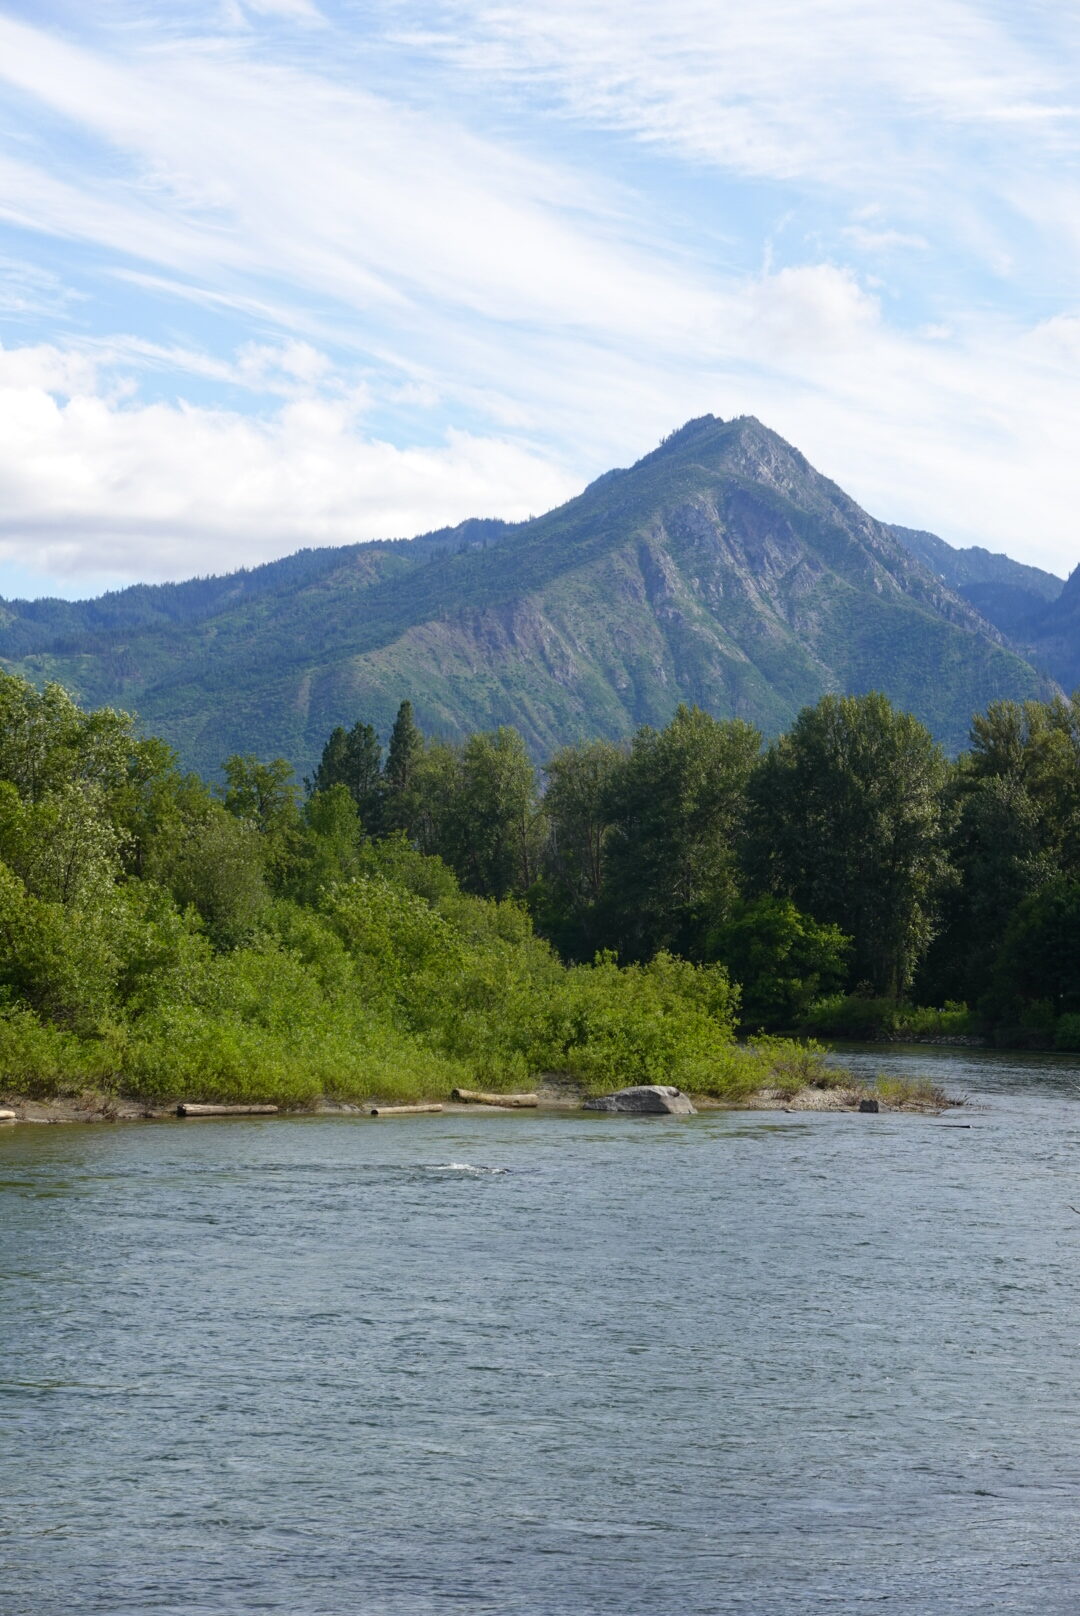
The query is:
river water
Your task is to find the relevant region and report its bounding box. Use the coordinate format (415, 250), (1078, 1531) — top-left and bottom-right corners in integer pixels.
(4, 1045), (1080, 1615)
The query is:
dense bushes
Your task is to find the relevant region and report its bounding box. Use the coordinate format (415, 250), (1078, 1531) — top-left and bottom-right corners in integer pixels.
(0, 675), (820, 1105)
(6, 668), (1080, 1104)
(802, 996), (974, 1041)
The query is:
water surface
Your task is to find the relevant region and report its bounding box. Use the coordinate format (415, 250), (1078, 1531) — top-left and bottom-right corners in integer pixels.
(4, 1046), (1080, 1614)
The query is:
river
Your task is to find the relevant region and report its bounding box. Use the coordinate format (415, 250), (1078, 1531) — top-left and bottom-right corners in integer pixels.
(4, 1045), (1080, 1614)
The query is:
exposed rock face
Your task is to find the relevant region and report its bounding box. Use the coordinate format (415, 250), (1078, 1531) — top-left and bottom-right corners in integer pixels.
(583, 1085), (697, 1115)
(0, 413), (1058, 776)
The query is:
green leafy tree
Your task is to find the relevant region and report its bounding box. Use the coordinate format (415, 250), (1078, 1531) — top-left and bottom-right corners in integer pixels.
(537, 739), (622, 958)
(992, 879), (1080, 1019)
(288, 785), (363, 905)
(0, 780), (125, 911)
(706, 896), (850, 1030)
(161, 804), (270, 949)
(744, 692), (948, 998)
(406, 728), (541, 900)
(0, 674), (135, 804)
(457, 728), (542, 900)
(221, 754), (303, 888)
(918, 770), (1052, 1006)
(921, 696), (1080, 1011)
(967, 696), (1080, 876)
(604, 705), (761, 960)
(410, 740), (465, 863)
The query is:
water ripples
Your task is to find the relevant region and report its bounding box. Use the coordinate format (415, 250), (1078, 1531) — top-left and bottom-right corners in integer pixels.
(4, 1048), (1080, 1612)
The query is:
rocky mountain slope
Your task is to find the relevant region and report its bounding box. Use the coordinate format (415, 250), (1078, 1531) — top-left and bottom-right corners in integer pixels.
(0, 415), (1061, 775)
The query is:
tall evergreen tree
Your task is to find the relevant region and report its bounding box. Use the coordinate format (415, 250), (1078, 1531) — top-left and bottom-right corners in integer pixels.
(308, 720), (383, 830)
(382, 700), (424, 834)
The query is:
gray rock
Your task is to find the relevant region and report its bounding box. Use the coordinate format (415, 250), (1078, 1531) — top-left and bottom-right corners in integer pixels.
(583, 1085), (696, 1116)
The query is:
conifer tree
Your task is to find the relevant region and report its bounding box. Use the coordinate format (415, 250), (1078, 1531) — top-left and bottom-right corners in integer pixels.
(382, 700), (424, 833)
(308, 721), (383, 830)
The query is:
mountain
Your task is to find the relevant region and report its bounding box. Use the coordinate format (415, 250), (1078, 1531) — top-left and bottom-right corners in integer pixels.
(887, 524), (1080, 696)
(889, 525), (1063, 640)
(0, 415), (1061, 776)
(1018, 565), (1080, 695)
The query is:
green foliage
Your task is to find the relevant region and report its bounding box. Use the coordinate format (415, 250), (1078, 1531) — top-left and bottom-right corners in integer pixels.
(1054, 1014), (1080, 1052)
(0, 675), (137, 804)
(873, 1074), (952, 1109)
(307, 721), (384, 830)
(745, 692), (948, 998)
(382, 700), (424, 833)
(707, 896), (850, 1030)
(603, 707), (761, 960)
(4, 658), (1077, 1110)
(802, 995), (973, 1040)
(411, 727), (543, 901)
(992, 879), (1080, 1018)
(286, 785), (364, 905)
(532, 951), (741, 1092)
(156, 803), (270, 949)
(535, 739), (622, 959)
(0, 416), (1052, 780)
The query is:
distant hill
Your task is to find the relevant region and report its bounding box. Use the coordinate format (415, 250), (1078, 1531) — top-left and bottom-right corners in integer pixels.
(1016, 564), (1080, 695)
(888, 524), (1080, 695)
(0, 415), (1061, 776)
(889, 525), (1063, 640)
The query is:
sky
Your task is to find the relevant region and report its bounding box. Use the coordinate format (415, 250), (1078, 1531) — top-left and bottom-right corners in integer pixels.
(1, 1), (1079, 599)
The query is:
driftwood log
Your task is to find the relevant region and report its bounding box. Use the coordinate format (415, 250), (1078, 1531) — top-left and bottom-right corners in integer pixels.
(176, 1103), (279, 1117)
(0, 1109), (16, 1123)
(369, 1103), (444, 1116)
(451, 1089), (538, 1108)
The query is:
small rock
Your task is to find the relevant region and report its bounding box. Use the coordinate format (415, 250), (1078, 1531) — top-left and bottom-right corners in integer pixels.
(583, 1085), (696, 1116)
(858, 1098), (880, 1113)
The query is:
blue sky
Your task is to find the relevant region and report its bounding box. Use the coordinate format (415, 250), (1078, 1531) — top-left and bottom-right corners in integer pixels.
(1, 0), (1079, 598)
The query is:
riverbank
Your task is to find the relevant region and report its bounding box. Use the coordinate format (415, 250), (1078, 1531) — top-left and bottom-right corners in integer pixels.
(0, 1072), (960, 1124)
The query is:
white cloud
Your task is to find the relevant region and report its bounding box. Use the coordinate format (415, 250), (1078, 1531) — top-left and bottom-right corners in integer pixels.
(842, 226), (929, 254)
(0, 15), (713, 347)
(235, 0), (325, 22)
(425, 1), (1079, 184)
(0, 3), (1079, 591)
(0, 341), (577, 580)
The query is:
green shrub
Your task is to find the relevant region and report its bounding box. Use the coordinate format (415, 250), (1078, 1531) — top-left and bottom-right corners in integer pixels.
(1054, 1014), (1080, 1052)
(803, 994), (972, 1040)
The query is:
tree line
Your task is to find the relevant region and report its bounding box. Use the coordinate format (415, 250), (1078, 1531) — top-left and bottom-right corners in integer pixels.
(304, 691), (1080, 1045)
(0, 670), (1076, 1108)
(0, 674), (832, 1106)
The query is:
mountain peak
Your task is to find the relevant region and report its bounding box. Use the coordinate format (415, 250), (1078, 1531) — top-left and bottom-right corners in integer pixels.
(0, 417), (1058, 772)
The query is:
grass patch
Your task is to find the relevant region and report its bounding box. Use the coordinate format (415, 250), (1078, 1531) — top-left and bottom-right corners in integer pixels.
(873, 1074), (956, 1110)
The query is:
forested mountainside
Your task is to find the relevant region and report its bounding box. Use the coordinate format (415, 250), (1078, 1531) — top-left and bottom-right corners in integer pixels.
(887, 524), (1080, 693)
(1018, 564), (1080, 694)
(0, 414), (1060, 776)
(888, 523), (1063, 639)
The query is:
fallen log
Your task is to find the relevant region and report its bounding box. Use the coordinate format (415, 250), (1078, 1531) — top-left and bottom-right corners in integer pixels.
(0, 1108), (16, 1123)
(176, 1103), (279, 1117)
(451, 1089), (538, 1108)
(369, 1103), (444, 1116)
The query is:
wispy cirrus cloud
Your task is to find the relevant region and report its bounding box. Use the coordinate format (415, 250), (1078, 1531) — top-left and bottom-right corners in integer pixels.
(418, 1), (1080, 183)
(0, 0), (1078, 591)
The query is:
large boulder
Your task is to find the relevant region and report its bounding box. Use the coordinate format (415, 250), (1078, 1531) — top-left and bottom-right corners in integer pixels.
(582, 1085), (696, 1116)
